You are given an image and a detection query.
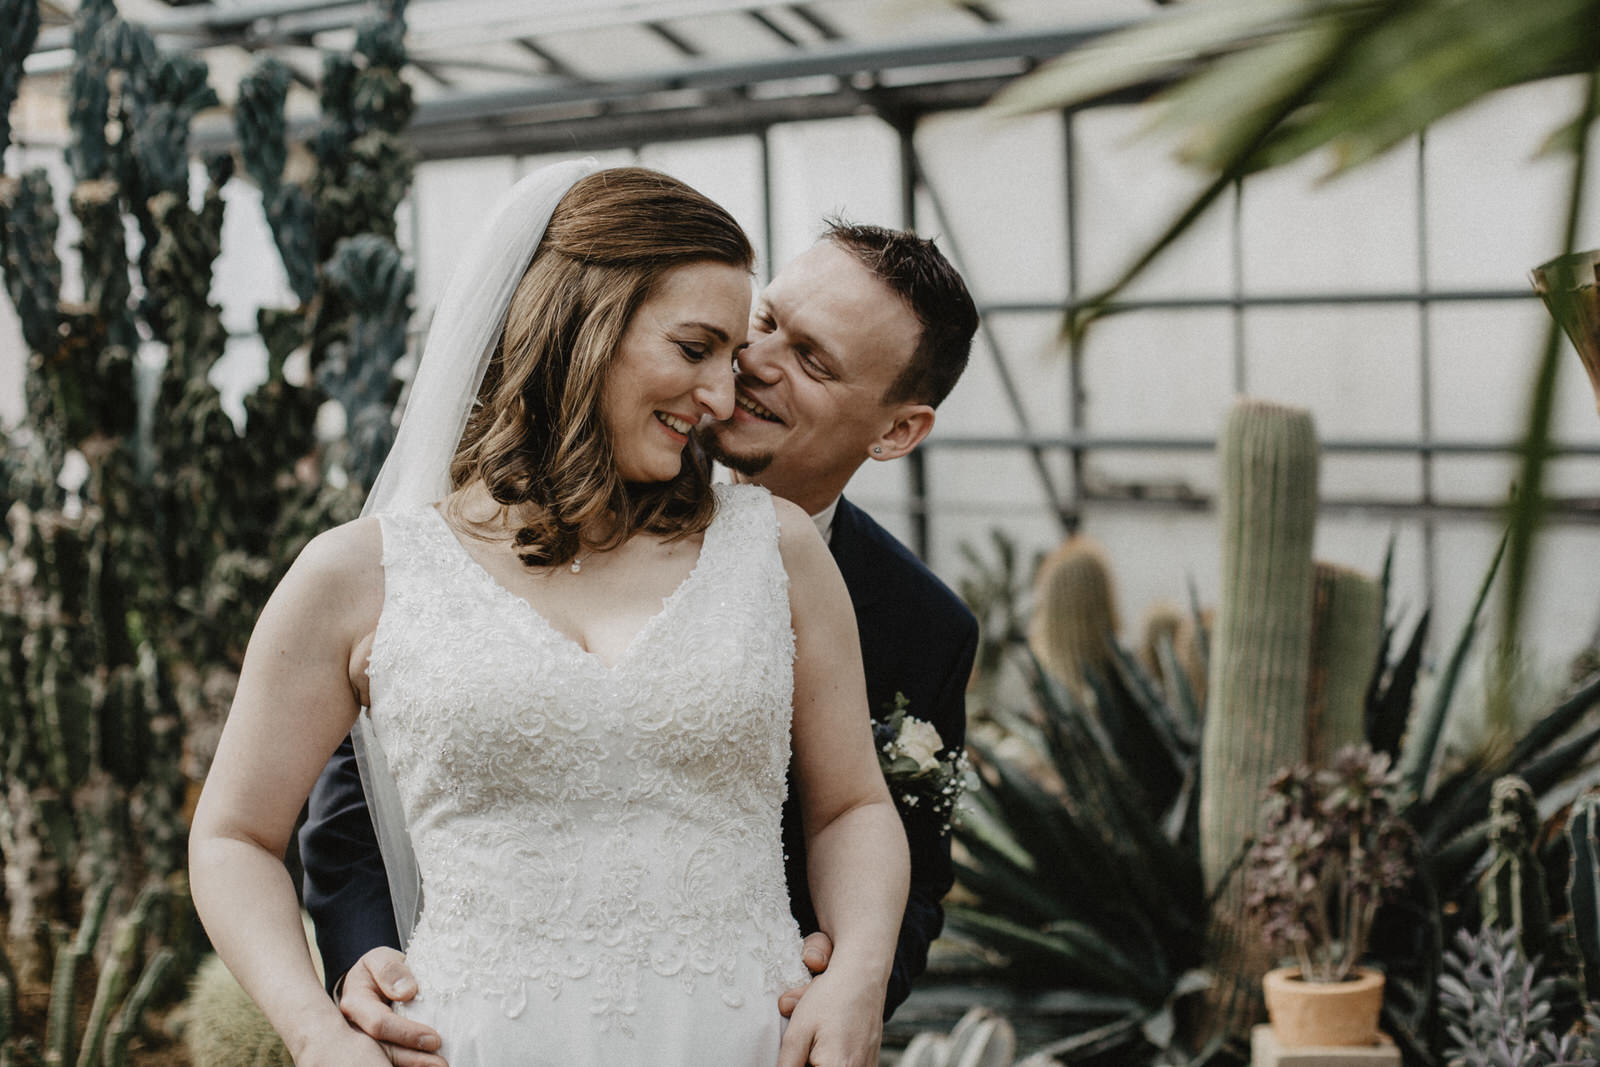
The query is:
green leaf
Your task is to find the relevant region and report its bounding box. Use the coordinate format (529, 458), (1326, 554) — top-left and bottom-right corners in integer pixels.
(944, 906), (1163, 1001)
(989, 0), (1315, 116)
(1398, 532), (1506, 797)
(1369, 607), (1429, 761)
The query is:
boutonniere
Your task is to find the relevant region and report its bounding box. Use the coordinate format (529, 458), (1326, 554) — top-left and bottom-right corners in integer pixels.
(874, 693), (968, 836)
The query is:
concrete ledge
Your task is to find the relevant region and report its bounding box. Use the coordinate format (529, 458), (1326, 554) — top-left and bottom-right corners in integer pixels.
(1251, 1025), (1401, 1066)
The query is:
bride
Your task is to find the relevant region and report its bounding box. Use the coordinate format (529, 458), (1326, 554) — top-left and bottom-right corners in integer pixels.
(188, 160), (909, 1067)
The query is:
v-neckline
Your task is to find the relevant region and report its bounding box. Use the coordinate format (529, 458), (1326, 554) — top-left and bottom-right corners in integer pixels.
(423, 506), (715, 672)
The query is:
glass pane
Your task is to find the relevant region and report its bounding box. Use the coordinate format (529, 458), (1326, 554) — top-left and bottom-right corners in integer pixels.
(1242, 306), (1422, 439)
(769, 117), (903, 269)
(936, 313), (1071, 438)
(1073, 104), (1236, 300)
(914, 110), (1067, 303)
(1240, 143), (1420, 295)
(1425, 77), (1596, 291)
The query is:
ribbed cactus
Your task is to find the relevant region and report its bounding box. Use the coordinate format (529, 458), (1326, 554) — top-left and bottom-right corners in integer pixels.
(1198, 398), (1318, 1036)
(1566, 789), (1600, 1006)
(1028, 534), (1120, 703)
(10, 877), (178, 1067)
(180, 954), (294, 1067)
(235, 0), (413, 495)
(1200, 398), (1320, 887)
(1305, 562), (1382, 764)
(0, 0), (405, 1046)
(1478, 776), (1552, 960)
(0, 0), (39, 158)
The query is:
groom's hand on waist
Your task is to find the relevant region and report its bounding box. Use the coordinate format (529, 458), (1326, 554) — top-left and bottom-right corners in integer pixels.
(777, 931), (834, 1017)
(340, 947), (447, 1067)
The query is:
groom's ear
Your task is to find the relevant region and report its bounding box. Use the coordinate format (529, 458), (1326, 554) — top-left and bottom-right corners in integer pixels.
(868, 405), (935, 462)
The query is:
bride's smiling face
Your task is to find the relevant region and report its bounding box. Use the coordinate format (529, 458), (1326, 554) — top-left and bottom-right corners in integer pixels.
(602, 260), (753, 484)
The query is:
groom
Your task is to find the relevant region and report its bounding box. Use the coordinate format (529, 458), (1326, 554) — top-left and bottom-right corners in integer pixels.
(300, 219), (981, 1061)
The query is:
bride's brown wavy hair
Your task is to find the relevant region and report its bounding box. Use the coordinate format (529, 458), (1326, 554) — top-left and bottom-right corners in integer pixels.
(448, 167), (754, 569)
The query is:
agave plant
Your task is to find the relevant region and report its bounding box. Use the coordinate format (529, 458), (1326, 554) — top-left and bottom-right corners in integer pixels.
(950, 644), (1210, 1064)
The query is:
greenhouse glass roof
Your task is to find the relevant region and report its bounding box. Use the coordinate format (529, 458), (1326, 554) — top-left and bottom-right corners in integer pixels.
(22, 0), (1151, 158)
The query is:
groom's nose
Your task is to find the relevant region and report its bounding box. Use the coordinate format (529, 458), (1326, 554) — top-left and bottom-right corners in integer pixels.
(735, 333), (783, 383)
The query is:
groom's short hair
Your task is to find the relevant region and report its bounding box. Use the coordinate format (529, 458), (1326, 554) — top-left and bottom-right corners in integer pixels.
(821, 221), (978, 410)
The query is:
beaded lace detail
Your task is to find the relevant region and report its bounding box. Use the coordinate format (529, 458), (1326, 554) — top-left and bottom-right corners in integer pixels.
(367, 484), (807, 1027)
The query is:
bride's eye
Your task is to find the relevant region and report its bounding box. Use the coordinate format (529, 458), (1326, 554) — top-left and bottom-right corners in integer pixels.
(676, 342), (709, 362)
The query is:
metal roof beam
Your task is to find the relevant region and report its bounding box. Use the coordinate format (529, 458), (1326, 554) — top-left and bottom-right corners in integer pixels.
(315, 75), (1020, 161)
(404, 24), (1124, 128)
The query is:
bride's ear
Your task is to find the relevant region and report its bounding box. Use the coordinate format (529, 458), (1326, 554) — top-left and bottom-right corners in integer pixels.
(869, 405), (935, 462)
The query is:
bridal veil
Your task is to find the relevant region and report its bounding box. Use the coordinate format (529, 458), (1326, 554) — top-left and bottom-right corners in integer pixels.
(352, 157), (598, 945)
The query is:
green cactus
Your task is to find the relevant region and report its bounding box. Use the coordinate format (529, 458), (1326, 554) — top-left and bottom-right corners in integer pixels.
(1567, 789), (1600, 1007)
(1305, 561), (1383, 765)
(1478, 776), (1552, 962)
(179, 954), (294, 1067)
(1200, 397), (1320, 888)
(1, 0), (409, 1048)
(1027, 534), (1120, 703)
(1197, 397), (1319, 1038)
(0, 0), (39, 157)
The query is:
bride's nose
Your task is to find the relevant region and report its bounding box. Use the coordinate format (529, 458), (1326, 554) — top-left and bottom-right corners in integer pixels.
(694, 363), (736, 422)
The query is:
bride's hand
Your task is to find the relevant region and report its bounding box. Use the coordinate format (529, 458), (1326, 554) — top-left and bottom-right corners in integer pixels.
(294, 1024), (403, 1067)
(775, 962), (884, 1067)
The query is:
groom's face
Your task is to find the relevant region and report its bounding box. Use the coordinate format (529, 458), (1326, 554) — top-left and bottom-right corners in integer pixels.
(697, 241), (922, 514)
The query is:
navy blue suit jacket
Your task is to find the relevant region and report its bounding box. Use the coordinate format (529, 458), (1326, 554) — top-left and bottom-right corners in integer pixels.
(299, 495), (977, 1018)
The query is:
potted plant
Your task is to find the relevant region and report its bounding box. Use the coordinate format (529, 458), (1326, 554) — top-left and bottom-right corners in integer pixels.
(1244, 742), (1414, 1047)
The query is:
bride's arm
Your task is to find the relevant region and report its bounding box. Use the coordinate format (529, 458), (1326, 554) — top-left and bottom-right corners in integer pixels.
(189, 520), (392, 1067)
(775, 499), (910, 1067)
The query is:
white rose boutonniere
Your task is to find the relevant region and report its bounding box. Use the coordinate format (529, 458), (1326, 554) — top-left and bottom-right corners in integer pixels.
(874, 693), (969, 836)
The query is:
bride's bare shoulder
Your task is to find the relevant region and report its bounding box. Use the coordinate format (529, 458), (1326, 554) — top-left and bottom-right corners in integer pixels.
(279, 516), (386, 615)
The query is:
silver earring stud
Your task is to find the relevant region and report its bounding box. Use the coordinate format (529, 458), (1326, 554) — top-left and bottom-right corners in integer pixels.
(873, 447), (882, 455)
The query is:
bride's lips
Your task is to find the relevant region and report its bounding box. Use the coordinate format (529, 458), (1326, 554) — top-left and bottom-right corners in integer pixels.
(734, 391), (783, 425)
(654, 410), (695, 443)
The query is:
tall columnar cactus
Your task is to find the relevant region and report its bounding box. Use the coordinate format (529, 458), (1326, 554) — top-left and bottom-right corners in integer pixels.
(0, 0), (400, 1040)
(1199, 398), (1320, 888)
(235, 0), (414, 494)
(1305, 562), (1382, 764)
(1478, 776), (1552, 959)
(1198, 398), (1318, 1035)
(1028, 533), (1120, 702)
(1566, 790), (1600, 1007)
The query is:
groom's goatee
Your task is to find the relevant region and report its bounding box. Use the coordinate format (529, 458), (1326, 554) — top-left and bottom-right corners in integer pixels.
(694, 424), (775, 477)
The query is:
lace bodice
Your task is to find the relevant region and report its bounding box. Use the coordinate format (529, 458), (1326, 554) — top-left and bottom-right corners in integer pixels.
(367, 484), (807, 1028)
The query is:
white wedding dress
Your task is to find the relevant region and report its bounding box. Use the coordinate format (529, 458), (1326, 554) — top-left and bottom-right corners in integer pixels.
(365, 483), (809, 1065)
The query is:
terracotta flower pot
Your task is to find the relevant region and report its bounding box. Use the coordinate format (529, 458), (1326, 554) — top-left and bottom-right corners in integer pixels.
(1261, 966), (1385, 1048)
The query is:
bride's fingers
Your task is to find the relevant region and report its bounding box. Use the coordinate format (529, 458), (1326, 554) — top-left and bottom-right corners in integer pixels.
(379, 1042), (451, 1067)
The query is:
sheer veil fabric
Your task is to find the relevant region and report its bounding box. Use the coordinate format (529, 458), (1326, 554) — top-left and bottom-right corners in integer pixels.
(351, 157), (599, 946)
